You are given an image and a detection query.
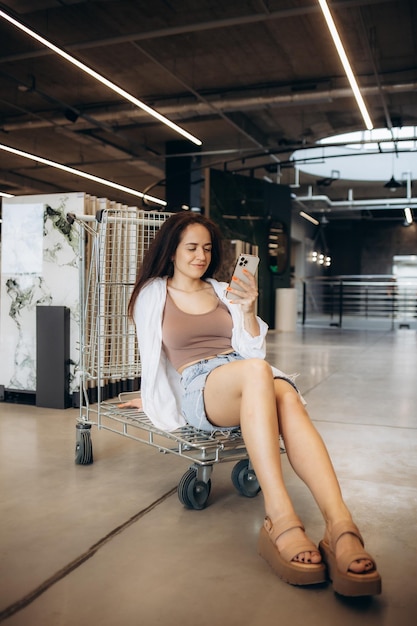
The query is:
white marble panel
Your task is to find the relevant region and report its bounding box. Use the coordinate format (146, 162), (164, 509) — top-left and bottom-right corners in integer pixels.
(0, 193), (85, 396)
(2, 203), (43, 274)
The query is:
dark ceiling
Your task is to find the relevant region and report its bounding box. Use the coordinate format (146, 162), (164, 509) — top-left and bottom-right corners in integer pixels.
(0, 0), (416, 222)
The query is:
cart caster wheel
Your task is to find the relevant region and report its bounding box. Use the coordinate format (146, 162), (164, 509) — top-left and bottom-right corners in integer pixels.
(178, 468), (211, 510)
(231, 459), (260, 497)
(75, 423), (93, 465)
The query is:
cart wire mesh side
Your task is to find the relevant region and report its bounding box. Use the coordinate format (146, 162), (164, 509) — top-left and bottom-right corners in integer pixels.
(69, 207), (261, 509)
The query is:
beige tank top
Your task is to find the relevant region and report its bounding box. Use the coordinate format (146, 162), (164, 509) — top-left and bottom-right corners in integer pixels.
(162, 292), (233, 371)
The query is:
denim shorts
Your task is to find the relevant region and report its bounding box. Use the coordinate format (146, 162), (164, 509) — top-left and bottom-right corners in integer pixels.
(180, 352), (244, 433)
(180, 352), (300, 433)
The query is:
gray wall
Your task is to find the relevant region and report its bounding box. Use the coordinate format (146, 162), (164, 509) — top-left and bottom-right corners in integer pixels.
(326, 220), (417, 276)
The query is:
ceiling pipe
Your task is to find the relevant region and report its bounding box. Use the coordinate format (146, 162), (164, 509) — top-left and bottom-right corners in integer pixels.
(403, 171), (412, 198)
(3, 81), (417, 133)
(295, 190), (417, 211)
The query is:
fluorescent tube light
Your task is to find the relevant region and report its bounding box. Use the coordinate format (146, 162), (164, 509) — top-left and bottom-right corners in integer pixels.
(317, 0), (373, 130)
(404, 207), (413, 224)
(0, 191), (14, 198)
(299, 210), (320, 225)
(0, 9), (202, 146)
(0, 143), (167, 206)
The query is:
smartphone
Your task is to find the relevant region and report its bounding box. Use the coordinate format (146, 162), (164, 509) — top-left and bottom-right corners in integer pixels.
(226, 253), (259, 300)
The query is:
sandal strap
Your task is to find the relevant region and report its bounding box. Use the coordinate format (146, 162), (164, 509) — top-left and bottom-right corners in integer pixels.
(264, 515), (319, 562)
(264, 515), (305, 543)
(328, 520), (364, 552)
(337, 549), (377, 574)
(327, 521), (379, 574)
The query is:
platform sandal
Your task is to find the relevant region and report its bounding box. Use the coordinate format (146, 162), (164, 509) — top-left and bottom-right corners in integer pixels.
(258, 515), (327, 586)
(319, 520), (381, 596)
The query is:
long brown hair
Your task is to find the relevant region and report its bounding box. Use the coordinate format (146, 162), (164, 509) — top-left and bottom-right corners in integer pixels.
(128, 211), (223, 317)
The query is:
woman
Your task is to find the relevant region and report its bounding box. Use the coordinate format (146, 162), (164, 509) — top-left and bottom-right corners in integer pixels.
(121, 211), (381, 596)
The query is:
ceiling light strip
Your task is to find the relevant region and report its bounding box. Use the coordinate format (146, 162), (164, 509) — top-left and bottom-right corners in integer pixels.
(317, 0), (373, 130)
(0, 9), (202, 147)
(299, 210), (320, 225)
(0, 143), (167, 206)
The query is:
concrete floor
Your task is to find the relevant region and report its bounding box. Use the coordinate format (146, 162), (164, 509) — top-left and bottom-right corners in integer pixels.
(0, 326), (416, 626)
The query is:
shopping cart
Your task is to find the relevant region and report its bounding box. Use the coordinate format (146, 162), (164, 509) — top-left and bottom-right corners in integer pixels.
(68, 207), (262, 510)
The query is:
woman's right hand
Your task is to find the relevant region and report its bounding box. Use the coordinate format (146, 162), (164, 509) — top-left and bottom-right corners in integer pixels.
(118, 397), (143, 411)
(227, 268), (258, 312)
(227, 269), (261, 336)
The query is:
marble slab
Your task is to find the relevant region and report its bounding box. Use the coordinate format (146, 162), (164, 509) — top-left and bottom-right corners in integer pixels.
(0, 193), (85, 396)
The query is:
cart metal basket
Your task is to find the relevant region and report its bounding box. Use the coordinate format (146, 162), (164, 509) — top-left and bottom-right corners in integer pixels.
(68, 207), (262, 509)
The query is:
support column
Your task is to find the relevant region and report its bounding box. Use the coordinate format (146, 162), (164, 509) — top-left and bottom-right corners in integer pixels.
(165, 140), (201, 211)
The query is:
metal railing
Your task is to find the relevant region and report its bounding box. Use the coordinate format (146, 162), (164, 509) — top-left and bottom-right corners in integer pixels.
(300, 275), (417, 329)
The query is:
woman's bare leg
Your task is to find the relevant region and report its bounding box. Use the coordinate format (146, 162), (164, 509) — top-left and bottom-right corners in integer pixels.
(273, 379), (373, 573)
(204, 359), (372, 572)
(204, 358), (321, 563)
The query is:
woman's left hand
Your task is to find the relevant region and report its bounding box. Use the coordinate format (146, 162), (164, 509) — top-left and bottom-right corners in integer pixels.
(118, 397), (143, 411)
